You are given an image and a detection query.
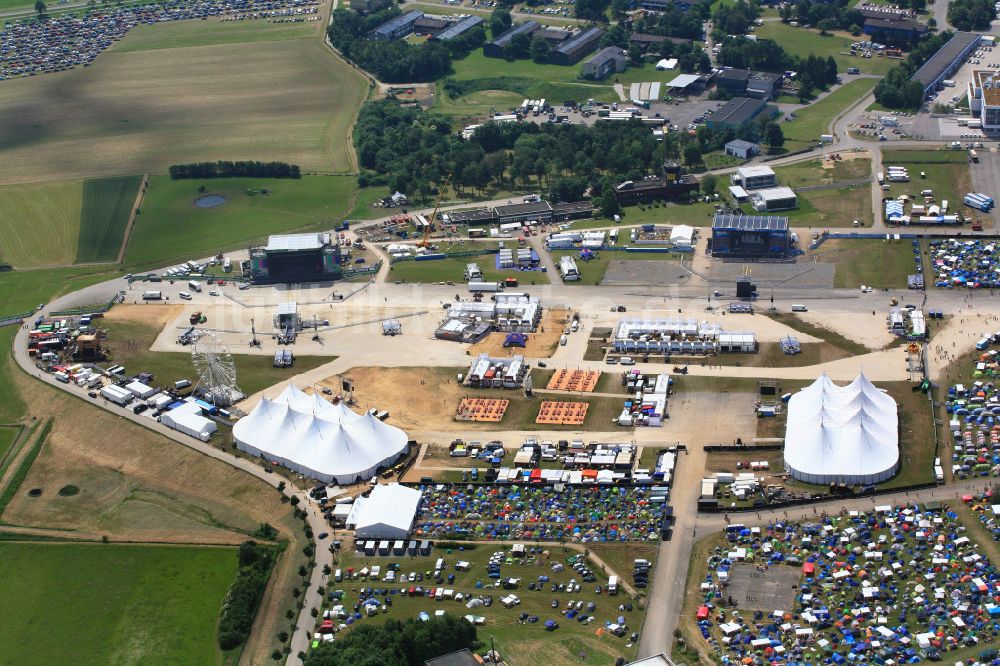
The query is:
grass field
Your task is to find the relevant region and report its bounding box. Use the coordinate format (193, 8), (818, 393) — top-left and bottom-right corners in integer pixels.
(0, 16), (367, 184)
(0, 180), (82, 267)
(76, 176), (142, 264)
(754, 23), (896, 76)
(782, 79), (877, 149)
(777, 184), (873, 227)
(388, 255), (551, 285)
(0, 542), (236, 665)
(811, 238), (916, 288)
(773, 157), (871, 188)
(114, 17), (318, 52)
(881, 151), (971, 215)
(126, 175), (357, 269)
(548, 250), (686, 285)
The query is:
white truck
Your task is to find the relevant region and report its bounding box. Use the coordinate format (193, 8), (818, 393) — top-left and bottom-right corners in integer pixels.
(468, 281), (502, 293)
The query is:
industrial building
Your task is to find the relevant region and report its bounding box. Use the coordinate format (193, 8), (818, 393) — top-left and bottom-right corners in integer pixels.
(484, 21), (539, 58)
(783, 374), (899, 485)
(706, 96), (769, 128)
(710, 213), (790, 258)
(369, 10), (423, 40)
(582, 46), (628, 80)
(248, 233), (342, 284)
(430, 15), (484, 41)
(549, 27), (605, 65)
(465, 354), (528, 388)
(233, 385), (410, 484)
(750, 186), (798, 212)
(346, 484), (422, 540)
(912, 31), (981, 96)
(725, 139), (759, 160)
(612, 161), (699, 205)
(413, 15), (449, 35)
(551, 200), (596, 221)
(715, 69), (783, 99)
(493, 200), (553, 225)
(968, 69), (1000, 132)
(863, 17), (927, 42)
(732, 165), (777, 190)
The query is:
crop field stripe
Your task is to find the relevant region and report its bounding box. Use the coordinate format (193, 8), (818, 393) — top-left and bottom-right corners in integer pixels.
(0, 180), (82, 267)
(76, 176), (143, 264)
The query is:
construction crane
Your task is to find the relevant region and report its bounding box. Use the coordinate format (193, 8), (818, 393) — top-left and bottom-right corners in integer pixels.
(420, 176), (450, 248)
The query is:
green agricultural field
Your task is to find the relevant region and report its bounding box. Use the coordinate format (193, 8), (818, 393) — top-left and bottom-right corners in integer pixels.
(0, 542), (237, 665)
(125, 175), (357, 269)
(0, 180), (82, 268)
(113, 17), (317, 52)
(0, 19), (366, 184)
(100, 318), (335, 397)
(782, 78), (877, 149)
(754, 23), (896, 76)
(76, 176), (142, 264)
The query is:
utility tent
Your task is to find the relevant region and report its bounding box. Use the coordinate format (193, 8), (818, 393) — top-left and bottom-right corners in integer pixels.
(783, 374), (899, 485)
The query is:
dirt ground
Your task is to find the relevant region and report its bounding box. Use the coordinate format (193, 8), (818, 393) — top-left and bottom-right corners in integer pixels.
(103, 302), (181, 328)
(468, 308), (569, 358)
(667, 392), (758, 448)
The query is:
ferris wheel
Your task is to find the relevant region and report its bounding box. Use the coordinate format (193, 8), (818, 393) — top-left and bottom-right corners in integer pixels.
(192, 331), (243, 407)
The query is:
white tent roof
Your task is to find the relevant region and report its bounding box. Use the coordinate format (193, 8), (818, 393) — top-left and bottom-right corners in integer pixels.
(670, 224), (694, 244)
(346, 483), (422, 534)
(783, 374), (899, 484)
(233, 385), (409, 483)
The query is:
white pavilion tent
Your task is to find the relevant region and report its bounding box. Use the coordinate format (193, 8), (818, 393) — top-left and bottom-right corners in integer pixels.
(783, 374), (899, 485)
(233, 385), (409, 484)
(346, 483), (422, 540)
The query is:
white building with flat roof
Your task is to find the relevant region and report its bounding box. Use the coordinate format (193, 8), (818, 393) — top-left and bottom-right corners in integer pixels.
(734, 165), (777, 190)
(968, 69), (1000, 131)
(751, 186), (797, 212)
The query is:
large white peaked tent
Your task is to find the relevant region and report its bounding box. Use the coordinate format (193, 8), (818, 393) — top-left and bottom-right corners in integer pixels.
(783, 373), (899, 485)
(346, 483), (422, 540)
(233, 385), (410, 484)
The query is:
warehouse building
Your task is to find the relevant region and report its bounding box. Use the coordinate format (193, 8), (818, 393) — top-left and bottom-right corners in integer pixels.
(370, 10), (423, 40)
(494, 201), (553, 225)
(484, 21), (539, 58)
(912, 31), (981, 96)
(863, 17), (927, 42)
(710, 213), (790, 258)
(750, 186), (798, 212)
(551, 200), (596, 221)
(413, 15), (448, 35)
(582, 46), (628, 80)
(732, 165), (777, 190)
(715, 68), (751, 95)
(549, 27), (605, 65)
(431, 15), (484, 41)
(968, 69), (1000, 132)
(706, 96), (768, 128)
(725, 139), (759, 160)
(613, 161), (699, 205)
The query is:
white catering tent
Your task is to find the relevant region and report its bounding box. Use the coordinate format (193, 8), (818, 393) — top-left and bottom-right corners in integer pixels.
(161, 401), (217, 441)
(669, 224), (694, 247)
(783, 373), (899, 485)
(233, 384), (409, 484)
(346, 483), (422, 540)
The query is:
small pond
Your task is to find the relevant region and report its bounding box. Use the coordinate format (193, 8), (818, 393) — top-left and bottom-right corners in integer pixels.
(194, 194), (226, 209)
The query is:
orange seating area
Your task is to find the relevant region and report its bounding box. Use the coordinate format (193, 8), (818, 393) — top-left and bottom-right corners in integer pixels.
(545, 369), (601, 393)
(456, 397), (509, 422)
(535, 400), (589, 426)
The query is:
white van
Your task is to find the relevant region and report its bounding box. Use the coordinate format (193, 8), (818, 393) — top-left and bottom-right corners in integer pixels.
(334, 569), (342, 582)
(619, 356), (635, 365)
(791, 304), (808, 312)
(178, 292), (192, 300)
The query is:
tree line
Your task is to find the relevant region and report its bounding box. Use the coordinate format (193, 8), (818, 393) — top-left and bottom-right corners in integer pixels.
(948, 0), (997, 31)
(169, 161), (300, 180)
(716, 38), (839, 99)
(327, 7), (452, 83)
(217, 541), (277, 651)
(304, 615), (477, 666)
(874, 31), (953, 109)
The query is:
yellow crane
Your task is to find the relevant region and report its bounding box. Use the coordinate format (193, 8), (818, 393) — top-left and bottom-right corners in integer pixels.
(420, 176), (451, 249)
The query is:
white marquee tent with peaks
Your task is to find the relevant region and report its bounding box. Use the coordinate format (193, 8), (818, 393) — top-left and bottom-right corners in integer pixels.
(233, 385), (410, 484)
(783, 373), (899, 485)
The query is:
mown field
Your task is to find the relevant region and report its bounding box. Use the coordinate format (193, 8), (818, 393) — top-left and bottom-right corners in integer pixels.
(0, 16), (366, 184)
(811, 238), (916, 288)
(0, 180), (82, 268)
(114, 16), (318, 52)
(754, 23), (897, 76)
(77, 176), (142, 264)
(125, 175), (357, 268)
(782, 78), (878, 149)
(0, 542), (236, 665)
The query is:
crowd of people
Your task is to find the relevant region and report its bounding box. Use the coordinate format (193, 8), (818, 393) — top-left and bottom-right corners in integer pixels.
(0, 0), (318, 79)
(411, 485), (667, 542)
(931, 239), (1000, 290)
(695, 503), (1000, 664)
